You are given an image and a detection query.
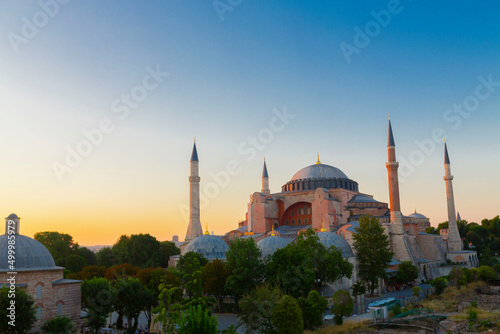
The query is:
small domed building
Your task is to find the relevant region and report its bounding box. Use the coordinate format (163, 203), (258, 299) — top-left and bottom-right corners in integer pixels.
(181, 229), (229, 260)
(256, 230), (290, 258)
(0, 214), (82, 331)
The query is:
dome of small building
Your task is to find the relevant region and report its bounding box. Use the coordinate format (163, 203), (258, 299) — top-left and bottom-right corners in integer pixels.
(7, 213), (19, 219)
(257, 235), (289, 258)
(291, 163), (349, 181)
(0, 234), (58, 271)
(182, 234), (229, 259)
(318, 232), (354, 257)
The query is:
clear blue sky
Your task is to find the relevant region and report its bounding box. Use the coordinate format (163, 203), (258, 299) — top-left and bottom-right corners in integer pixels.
(0, 1), (499, 245)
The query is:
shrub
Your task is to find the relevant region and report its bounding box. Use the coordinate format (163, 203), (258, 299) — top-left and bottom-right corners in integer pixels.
(412, 286), (421, 296)
(431, 277), (448, 295)
(392, 304), (402, 316)
(272, 295), (303, 334)
(41, 316), (74, 334)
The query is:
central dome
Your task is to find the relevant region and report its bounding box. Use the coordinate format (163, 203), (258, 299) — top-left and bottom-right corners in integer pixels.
(291, 163), (349, 181)
(282, 162), (358, 193)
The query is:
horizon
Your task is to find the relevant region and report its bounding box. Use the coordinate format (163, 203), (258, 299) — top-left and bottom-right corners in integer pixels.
(1, 1), (499, 246)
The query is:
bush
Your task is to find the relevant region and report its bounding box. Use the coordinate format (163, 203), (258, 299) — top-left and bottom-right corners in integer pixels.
(431, 277), (448, 295)
(467, 309), (478, 321)
(41, 316), (74, 334)
(332, 290), (354, 326)
(412, 286), (421, 296)
(272, 295), (303, 334)
(178, 305), (218, 334)
(478, 266), (498, 281)
(392, 304), (402, 316)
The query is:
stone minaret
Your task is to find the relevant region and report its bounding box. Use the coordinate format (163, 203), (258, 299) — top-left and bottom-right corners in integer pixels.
(444, 141), (463, 252)
(262, 159), (270, 195)
(386, 117), (403, 234)
(185, 141), (203, 242)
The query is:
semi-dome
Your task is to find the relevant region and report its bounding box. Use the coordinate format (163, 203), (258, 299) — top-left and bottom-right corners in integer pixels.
(282, 162), (358, 193)
(182, 234), (229, 259)
(257, 236), (289, 258)
(0, 234), (58, 271)
(291, 163), (349, 181)
(318, 232), (354, 257)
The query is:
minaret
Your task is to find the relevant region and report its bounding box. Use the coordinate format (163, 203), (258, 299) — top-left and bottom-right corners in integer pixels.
(386, 116), (403, 234)
(262, 159), (270, 195)
(444, 141), (462, 252)
(185, 141), (203, 242)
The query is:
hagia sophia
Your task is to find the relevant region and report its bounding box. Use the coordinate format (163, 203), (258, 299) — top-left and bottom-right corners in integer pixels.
(177, 118), (478, 290)
(0, 118), (479, 331)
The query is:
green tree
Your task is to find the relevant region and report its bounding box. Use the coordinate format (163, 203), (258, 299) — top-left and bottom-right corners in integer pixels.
(412, 286), (421, 296)
(272, 295), (303, 334)
(0, 287), (36, 334)
(265, 244), (315, 298)
(431, 277), (448, 295)
(478, 266), (498, 281)
(41, 316), (74, 334)
(96, 247), (114, 267)
(238, 284), (281, 334)
(225, 238), (264, 303)
(201, 259), (230, 312)
(34, 231), (78, 266)
(136, 267), (181, 324)
(332, 290), (354, 325)
(113, 278), (155, 334)
(81, 278), (114, 334)
(159, 241), (180, 267)
(353, 215), (394, 295)
(111, 234), (161, 268)
(77, 246), (97, 266)
(178, 305), (218, 334)
(178, 252), (208, 278)
(298, 290), (328, 330)
(395, 261), (419, 285)
(266, 229), (352, 298)
(352, 281), (366, 296)
(425, 227), (438, 235)
(64, 254), (87, 273)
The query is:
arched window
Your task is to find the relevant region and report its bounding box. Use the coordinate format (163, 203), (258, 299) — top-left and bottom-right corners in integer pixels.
(36, 306), (41, 319)
(292, 219), (295, 225)
(291, 210), (295, 216)
(57, 302), (63, 316)
(36, 285), (42, 299)
(298, 219), (302, 225)
(305, 218), (308, 224)
(228, 235), (232, 241)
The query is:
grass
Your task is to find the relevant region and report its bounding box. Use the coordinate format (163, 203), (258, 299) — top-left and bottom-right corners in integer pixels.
(420, 282), (485, 313)
(304, 319), (370, 334)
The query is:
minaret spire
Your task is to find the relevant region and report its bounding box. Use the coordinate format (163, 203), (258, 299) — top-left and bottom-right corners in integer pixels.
(386, 117), (403, 233)
(261, 159), (270, 195)
(185, 141), (203, 242)
(443, 141), (462, 252)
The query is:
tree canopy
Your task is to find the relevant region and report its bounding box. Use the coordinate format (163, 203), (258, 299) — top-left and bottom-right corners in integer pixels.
(353, 215), (394, 295)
